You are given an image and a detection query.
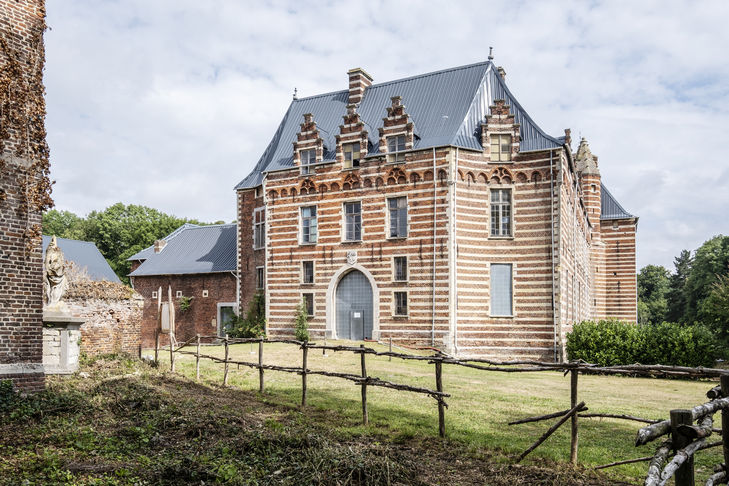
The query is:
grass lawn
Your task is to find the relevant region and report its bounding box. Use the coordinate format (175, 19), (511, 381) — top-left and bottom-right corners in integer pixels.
(164, 340), (724, 483)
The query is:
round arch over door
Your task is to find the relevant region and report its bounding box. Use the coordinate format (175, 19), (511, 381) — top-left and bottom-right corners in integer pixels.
(335, 270), (373, 340)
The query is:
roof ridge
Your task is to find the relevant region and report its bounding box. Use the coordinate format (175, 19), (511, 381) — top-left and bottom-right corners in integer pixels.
(367, 61), (490, 91)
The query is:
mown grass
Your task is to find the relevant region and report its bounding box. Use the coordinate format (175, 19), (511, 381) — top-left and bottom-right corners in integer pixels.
(166, 340), (724, 483)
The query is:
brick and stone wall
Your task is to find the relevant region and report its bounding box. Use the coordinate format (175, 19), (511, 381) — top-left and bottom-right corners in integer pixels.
(133, 273), (237, 348)
(66, 297), (143, 356)
(0, 0), (47, 392)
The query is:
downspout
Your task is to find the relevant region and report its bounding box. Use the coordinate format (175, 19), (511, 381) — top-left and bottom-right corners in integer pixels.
(549, 149), (558, 362)
(431, 147), (437, 347)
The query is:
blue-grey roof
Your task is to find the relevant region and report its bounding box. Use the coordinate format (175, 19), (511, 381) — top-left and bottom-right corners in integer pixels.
(235, 61), (563, 189)
(601, 183), (635, 220)
(127, 223), (200, 261)
(129, 224), (237, 277)
(42, 236), (121, 283)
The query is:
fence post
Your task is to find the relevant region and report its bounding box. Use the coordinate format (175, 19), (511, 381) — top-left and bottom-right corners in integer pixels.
(258, 339), (264, 393)
(360, 344), (368, 426)
(670, 409), (695, 486)
(169, 333), (175, 372)
(195, 334), (200, 381)
(154, 329), (160, 365)
(570, 369), (579, 464)
(435, 358), (445, 438)
(389, 337), (392, 362)
(301, 341), (308, 407)
(223, 334), (229, 386)
(721, 376), (729, 474)
(322, 338), (327, 357)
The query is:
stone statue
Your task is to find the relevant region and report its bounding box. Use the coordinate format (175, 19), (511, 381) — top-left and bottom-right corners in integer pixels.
(44, 235), (67, 306)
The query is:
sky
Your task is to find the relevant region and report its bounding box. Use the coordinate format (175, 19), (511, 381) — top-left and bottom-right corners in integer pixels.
(43, 0), (729, 271)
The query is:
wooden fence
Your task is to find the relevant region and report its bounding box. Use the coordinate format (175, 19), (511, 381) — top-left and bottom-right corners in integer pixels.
(158, 335), (729, 482)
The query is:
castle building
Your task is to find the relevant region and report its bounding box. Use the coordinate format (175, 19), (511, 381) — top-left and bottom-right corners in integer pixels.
(235, 61), (637, 360)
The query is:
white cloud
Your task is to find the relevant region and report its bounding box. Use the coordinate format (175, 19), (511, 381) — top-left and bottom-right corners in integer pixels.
(44, 0), (729, 270)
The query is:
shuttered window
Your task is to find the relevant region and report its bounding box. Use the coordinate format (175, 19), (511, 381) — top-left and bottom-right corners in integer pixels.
(490, 263), (513, 316)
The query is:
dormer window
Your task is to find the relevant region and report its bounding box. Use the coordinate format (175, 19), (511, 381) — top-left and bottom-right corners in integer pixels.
(490, 134), (512, 162)
(387, 135), (406, 163)
(343, 143), (360, 169)
(301, 149), (316, 175)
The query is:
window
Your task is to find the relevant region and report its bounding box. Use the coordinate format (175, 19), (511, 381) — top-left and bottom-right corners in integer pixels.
(151, 290), (158, 299)
(301, 206), (317, 244)
(388, 196), (407, 238)
(343, 143), (360, 169)
(254, 208), (265, 249)
(344, 201), (362, 241)
(202, 290), (208, 298)
(490, 134), (512, 162)
(394, 256), (407, 281)
(302, 261), (314, 284)
(256, 266), (264, 289)
(490, 189), (512, 237)
(490, 263), (513, 316)
(394, 291), (408, 316)
(300, 148), (316, 175)
(175, 290), (182, 298)
(302, 293), (314, 317)
(387, 135), (406, 163)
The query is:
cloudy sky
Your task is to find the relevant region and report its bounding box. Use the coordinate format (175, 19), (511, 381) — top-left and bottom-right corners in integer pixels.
(44, 0), (729, 270)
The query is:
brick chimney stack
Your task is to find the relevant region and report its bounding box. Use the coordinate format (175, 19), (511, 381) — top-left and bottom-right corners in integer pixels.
(154, 240), (167, 253)
(348, 68), (373, 105)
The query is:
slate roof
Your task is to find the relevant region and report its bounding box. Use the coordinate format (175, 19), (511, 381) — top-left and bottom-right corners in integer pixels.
(129, 224), (237, 277)
(127, 223), (200, 261)
(236, 61), (563, 189)
(42, 236), (121, 283)
(600, 183), (635, 220)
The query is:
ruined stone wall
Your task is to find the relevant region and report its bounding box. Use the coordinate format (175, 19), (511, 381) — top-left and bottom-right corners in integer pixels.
(0, 0), (49, 392)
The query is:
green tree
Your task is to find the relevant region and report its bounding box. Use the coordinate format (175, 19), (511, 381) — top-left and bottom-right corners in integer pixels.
(685, 235), (729, 324)
(637, 265), (670, 324)
(294, 298), (310, 342)
(702, 268), (729, 344)
(666, 249), (692, 323)
(42, 209), (86, 240)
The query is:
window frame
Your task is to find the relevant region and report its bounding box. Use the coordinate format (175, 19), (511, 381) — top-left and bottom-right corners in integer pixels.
(342, 200), (363, 242)
(253, 207), (265, 249)
(393, 291), (408, 317)
(387, 196), (408, 239)
(393, 256), (408, 282)
(489, 188), (513, 238)
(342, 142), (361, 170)
(489, 133), (512, 162)
(301, 260), (314, 285)
(300, 205), (318, 245)
(386, 134), (406, 163)
(256, 266), (265, 290)
(490, 263), (514, 317)
(300, 148), (316, 175)
(302, 292), (315, 317)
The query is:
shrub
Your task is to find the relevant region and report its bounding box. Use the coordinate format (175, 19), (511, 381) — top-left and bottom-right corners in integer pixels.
(566, 319), (718, 368)
(294, 298), (310, 342)
(228, 292), (265, 338)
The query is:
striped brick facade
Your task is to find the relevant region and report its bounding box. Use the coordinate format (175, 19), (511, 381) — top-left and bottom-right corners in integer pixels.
(236, 65), (637, 360)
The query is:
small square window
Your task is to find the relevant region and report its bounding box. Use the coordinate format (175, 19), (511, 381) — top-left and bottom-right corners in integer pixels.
(490, 134), (512, 162)
(202, 290), (209, 298)
(302, 261), (314, 284)
(303, 293), (314, 317)
(387, 135), (406, 163)
(394, 291), (408, 316)
(256, 267), (264, 290)
(394, 256), (407, 281)
(175, 290), (182, 298)
(300, 148), (316, 175)
(151, 291), (158, 299)
(343, 143), (360, 169)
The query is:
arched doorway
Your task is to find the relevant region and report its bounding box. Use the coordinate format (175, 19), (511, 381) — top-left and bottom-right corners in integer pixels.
(335, 270), (373, 340)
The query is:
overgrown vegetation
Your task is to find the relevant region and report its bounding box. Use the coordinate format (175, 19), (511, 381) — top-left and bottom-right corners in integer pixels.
(227, 292), (266, 338)
(294, 297), (310, 342)
(179, 295), (193, 312)
(566, 319), (718, 367)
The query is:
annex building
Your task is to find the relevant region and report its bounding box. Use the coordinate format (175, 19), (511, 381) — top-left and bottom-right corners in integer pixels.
(235, 61), (637, 360)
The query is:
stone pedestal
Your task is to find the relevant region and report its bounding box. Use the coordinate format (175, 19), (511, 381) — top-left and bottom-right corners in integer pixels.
(43, 311), (84, 374)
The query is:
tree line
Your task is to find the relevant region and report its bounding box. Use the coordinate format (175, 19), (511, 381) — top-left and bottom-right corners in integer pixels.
(43, 204), (222, 284)
(638, 235), (729, 344)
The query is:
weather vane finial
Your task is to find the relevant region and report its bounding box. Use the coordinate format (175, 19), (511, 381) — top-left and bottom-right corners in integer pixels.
(488, 47), (494, 61)
(293, 87), (298, 100)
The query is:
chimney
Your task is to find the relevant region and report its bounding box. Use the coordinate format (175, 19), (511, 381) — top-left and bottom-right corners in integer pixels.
(497, 66), (506, 80)
(348, 67), (373, 105)
(154, 239), (167, 254)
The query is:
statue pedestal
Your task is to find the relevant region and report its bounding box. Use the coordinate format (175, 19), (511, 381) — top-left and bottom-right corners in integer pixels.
(43, 311), (84, 375)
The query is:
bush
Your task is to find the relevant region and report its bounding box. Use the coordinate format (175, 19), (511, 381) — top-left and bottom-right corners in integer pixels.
(566, 319), (718, 368)
(294, 298), (309, 342)
(227, 292), (265, 338)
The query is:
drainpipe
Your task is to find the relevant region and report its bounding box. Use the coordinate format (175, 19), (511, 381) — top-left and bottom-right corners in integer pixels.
(549, 149), (558, 362)
(431, 147), (437, 347)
